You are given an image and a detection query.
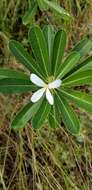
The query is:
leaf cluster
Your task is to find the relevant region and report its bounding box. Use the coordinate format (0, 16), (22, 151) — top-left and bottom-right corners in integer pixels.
(0, 25), (92, 134)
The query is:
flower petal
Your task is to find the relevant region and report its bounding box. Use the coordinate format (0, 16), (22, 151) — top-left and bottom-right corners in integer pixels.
(46, 88), (54, 105)
(30, 73), (45, 87)
(31, 88), (45, 103)
(48, 79), (62, 89)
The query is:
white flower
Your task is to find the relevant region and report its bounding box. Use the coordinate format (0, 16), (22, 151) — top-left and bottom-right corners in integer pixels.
(30, 74), (62, 105)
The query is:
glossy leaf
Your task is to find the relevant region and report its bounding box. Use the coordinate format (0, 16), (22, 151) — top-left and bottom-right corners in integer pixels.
(9, 40), (44, 79)
(63, 70), (92, 86)
(43, 0), (72, 20)
(32, 99), (51, 129)
(0, 68), (29, 80)
(0, 78), (37, 93)
(52, 30), (67, 75)
(43, 25), (55, 66)
(48, 103), (60, 128)
(73, 38), (92, 58)
(11, 99), (42, 129)
(61, 88), (92, 113)
(28, 26), (49, 77)
(57, 52), (80, 79)
(64, 55), (92, 78)
(56, 93), (80, 134)
(71, 56), (92, 75)
(23, 3), (37, 25)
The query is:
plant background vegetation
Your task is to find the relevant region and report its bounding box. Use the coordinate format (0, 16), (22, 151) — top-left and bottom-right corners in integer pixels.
(0, 0), (92, 189)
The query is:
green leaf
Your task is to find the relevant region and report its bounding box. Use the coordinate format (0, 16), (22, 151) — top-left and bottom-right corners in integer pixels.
(9, 40), (44, 79)
(61, 88), (92, 113)
(56, 93), (80, 134)
(43, 0), (72, 21)
(71, 56), (92, 74)
(63, 70), (92, 87)
(48, 104), (60, 129)
(73, 38), (92, 58)
(43, 25), (55, 67)
(52, 30), (67, 75)
(64, 55), (92, 78)
(32, 99), (51, 129)
(11, 99), (42, 129)
(28, 26), (49, 77)
(37, 0), (48, 10)
(77, 56), (92, 72)
(0, 68), (29, 80)
(0, 78), (37, 93)
(23, 3), (37, 25)
(57, 52), (80, 79)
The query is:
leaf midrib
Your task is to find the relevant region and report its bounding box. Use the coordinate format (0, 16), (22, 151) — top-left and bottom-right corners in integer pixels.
(56, 92), (75, 128)
(61, 89), (92, 107)
(34, 28), (48, 77)
(35, 102), (49, 127)
(58, 54), (78, 78)
(12, 43), (43, 79)
(54, 32), (63, 74)
(63, 75), (92, 86)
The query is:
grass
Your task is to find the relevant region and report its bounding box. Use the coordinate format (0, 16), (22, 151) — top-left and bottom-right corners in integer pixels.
(0, 0), (92, 189)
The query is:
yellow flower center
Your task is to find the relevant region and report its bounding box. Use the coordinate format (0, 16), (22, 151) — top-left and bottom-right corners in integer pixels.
(47, 76), (55, 83)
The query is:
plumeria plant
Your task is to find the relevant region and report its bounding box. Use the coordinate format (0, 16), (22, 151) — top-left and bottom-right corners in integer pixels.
(0, 25), (92, 135)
